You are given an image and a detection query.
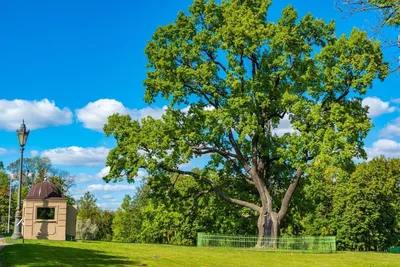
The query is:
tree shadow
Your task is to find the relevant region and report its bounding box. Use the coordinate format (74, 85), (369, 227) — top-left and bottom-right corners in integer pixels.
(1, 243), (140, 266)
(36, 222), (49, 240)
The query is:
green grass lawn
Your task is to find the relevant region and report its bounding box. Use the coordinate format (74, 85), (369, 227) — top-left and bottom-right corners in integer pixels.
(1, 239), (400, 267)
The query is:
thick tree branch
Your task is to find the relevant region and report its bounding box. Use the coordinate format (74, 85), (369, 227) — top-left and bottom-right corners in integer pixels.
(156, 162), (261, 212)
(203, 49), (227, 73)
(267, 110), (287, 121)
(213, 186), (261, 212)
(191, 146), (238, 159)
(183, 82), (220, 109)
(228, 129), (251, 173)
(278, 167), (303, 220)
(251, 135), (259, 173)
(322, 87), (350, 111)
(241, 214), (258, 219)
(191, 145), (254, 184)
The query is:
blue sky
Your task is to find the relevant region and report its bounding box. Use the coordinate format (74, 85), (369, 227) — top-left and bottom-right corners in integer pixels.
(0, 0), (398, 210)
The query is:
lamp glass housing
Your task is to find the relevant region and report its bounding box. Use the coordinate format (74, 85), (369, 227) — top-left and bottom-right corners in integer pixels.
(16, 123), (29, 147)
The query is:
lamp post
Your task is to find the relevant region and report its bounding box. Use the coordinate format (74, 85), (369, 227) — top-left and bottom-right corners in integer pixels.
(11, 120), (29, 239)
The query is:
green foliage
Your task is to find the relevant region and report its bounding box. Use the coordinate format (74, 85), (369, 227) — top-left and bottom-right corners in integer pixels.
(333, 157), (400, 251)
(76, 192), (114, 241)
(7, 156), (75, 203)
(77, 192), (100, 240)
(77, 192), (100, 221)
(112, 195), (138, 242)
(96, 210), (114, 241)
(112, 174), (257, 245)
(282, 165), (353, 237)
(104, 0), (387, 238)
(0, 167), (12, 233)
(283, 157), (400, 251)
(76, 218), (98, 240)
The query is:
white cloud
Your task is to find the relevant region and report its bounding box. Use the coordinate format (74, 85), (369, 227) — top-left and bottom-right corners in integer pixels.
(135, 169), (147, 181)
(178, 162), (193, 170)
(0, 148), (7, 155)
(75, 99), (167, 132)
(391, 98), (400, 104)
(273, 114), (295, 136)
(133, 106), (167, 120)
(380, 117), (400, 138)
(75, 167), (107, 183)
(74, 173), (95, 183)
(101, 194), (114, 199)
(366, 139), (400, 159)
(87, 184), (136, 192)
(181, 106), (190, 113)
(0, 99), (73, 131)
(362, 97), (396, 118)
(41, 146), (110, 166)
(96, 166), (110, 179)
(30, 150), (39, 157)
(182, 105), (215, 113)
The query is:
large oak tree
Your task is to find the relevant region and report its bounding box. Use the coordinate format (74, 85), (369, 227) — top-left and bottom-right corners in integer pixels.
(104, 0), (387, 246)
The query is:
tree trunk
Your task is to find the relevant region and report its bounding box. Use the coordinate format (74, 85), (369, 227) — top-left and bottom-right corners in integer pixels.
(271, 214), (280, 249)
(256, 212), (275, 248)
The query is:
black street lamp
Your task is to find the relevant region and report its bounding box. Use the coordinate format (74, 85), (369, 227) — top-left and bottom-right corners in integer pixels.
(11, 120), (29, 239)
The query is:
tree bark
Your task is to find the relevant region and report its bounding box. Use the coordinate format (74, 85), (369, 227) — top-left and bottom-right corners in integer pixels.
(256, 212), (275, 247)
(256, 211), (281, 248)
(271, 213), (280, 249)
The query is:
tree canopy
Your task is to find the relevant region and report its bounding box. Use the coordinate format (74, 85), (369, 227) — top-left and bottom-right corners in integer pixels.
(7, 156), (75, 194)
(104, 0), (388, 244)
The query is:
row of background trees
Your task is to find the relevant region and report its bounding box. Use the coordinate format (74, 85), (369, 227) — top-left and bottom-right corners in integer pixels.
(73, 156), (399, 251)
(1, 155), (398, 251)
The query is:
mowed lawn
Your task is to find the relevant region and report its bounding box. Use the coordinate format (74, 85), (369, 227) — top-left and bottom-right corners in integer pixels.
(1, 239), (400, 267)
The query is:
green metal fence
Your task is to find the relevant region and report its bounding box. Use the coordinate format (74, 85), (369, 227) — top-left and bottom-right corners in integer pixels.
(197, 233), (336, 252)
(388, 247), (400, 253)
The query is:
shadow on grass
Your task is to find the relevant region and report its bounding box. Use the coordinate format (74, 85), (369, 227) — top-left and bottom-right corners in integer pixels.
(0, 233), (12, 238)
(0, 243), (140, 266)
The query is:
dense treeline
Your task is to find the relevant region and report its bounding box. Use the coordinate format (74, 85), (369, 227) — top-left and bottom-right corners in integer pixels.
(285, 156), (400, 251)
(2, 156), (398, 250)
(75, 156), (400, 251)
(112, 173), (256, 245)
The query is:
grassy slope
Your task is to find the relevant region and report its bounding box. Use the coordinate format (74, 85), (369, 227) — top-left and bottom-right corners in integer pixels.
(1, 239), (400, 267)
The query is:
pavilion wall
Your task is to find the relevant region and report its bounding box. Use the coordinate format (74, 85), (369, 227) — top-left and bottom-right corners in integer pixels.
(22, 198), (68, 240)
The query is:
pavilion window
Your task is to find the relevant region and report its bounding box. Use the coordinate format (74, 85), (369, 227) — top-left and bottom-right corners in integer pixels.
(37, 207), (55, 220)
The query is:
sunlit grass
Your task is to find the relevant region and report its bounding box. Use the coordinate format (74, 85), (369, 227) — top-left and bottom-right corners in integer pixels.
(1, 239), (399, 267)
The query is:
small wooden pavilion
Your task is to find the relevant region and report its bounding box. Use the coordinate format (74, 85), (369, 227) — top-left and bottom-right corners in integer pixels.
(22, 181), (77, 240)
